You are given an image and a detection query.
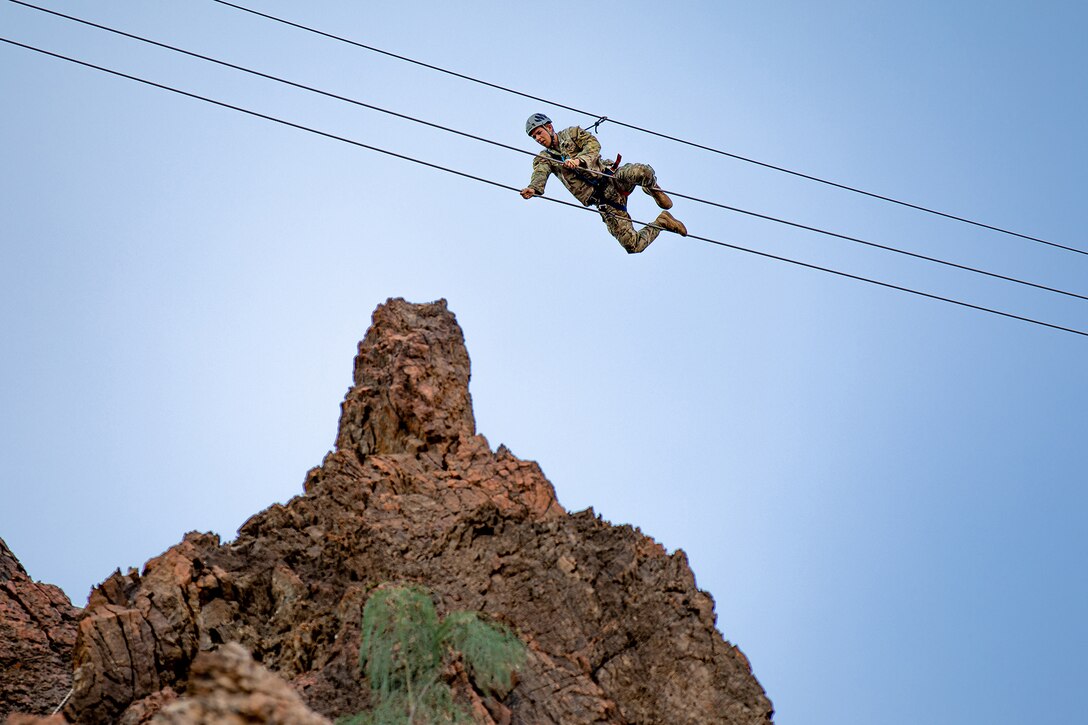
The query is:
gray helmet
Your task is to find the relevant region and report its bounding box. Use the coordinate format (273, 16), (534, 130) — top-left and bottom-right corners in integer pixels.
(525, 112), (552, 136)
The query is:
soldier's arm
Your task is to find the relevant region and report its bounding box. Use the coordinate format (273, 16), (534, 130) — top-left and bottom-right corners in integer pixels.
(524, 155), (553, 196)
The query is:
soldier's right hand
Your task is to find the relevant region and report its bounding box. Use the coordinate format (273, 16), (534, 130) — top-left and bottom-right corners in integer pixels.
(520, 188), (537, 199)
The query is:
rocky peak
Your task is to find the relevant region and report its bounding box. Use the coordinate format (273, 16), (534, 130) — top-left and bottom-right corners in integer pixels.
(0, 540), (22, 581)
(309, 298), (563, 522)
(5, 298), (773, 724)
(335, 298), (475, 458)
(0, 538), (80, 722)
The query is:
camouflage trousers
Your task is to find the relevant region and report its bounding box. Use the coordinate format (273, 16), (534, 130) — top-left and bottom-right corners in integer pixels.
(596, 162), (661, 254)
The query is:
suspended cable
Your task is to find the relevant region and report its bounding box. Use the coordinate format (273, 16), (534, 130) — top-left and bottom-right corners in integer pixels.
(207, 0), (1082, 257)
(3, 35), (1085, 340)
(9, 1), (530, 162)
(11, 0), (1086, 304)
(659, 187), (1088, 302)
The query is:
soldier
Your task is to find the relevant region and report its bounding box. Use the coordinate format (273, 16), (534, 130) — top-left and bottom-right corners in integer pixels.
(519, 113), (687, 254)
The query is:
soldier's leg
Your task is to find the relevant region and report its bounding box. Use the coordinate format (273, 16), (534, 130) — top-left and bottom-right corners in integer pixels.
(612, 162), (657, 194)
(599, 205), (662, 254)
(614, 163), (673, 209)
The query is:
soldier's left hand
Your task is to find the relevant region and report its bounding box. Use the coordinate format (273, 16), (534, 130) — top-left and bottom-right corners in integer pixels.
(563, 158), (583, 169)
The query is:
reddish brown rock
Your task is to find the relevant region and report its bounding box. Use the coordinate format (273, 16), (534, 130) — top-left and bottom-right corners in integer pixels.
(64, 298), (774, 724)
(0, 537), (80, 722)
(2, 716), (65, 725)
(149, 643), (330, 724)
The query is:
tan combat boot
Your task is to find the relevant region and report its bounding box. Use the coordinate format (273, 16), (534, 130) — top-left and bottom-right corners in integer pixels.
(653, 210), (687, 236)
(644, 184), (674, 209)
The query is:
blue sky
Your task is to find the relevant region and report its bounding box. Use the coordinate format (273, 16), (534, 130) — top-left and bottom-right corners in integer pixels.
(2, 2), (1085, 723)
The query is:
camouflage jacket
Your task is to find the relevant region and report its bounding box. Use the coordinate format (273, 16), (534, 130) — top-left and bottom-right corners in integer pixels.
(527, 126), (612, 206)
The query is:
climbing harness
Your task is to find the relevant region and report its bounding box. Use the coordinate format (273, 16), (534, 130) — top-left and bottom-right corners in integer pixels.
(588, 154), (631, 212)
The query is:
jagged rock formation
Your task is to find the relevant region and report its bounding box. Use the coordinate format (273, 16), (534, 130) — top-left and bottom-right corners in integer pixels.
(20, 298), (774, 724)
(148, 643), (331, 724)
(0, 538), (80, 721)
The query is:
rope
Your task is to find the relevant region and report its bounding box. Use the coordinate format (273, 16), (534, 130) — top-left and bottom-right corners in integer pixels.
(51, 686), (73, 716)
(3, 35), (1085, 340)
(9, 1), (1085, 304)
(207, 0), (1082, 256)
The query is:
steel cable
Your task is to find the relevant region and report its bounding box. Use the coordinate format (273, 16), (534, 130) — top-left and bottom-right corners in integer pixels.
(3, 35), (1085, 339)
(10, 0), (1086, 303)
(207, 0), (1083, 256)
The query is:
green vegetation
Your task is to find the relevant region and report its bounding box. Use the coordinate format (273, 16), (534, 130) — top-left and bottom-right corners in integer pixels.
(341, 584), (526, 725)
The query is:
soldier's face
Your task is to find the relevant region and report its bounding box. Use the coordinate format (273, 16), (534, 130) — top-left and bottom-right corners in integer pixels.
(530, 124), (554, 148)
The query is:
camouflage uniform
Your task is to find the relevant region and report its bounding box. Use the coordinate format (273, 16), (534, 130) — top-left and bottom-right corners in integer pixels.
(527, 126), (666, 254)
